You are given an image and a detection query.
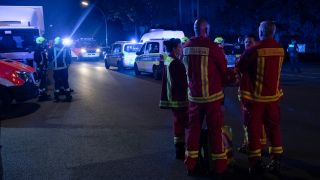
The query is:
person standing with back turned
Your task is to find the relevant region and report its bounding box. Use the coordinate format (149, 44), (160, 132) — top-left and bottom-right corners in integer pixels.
(183, 18), (228, 177)
(237, 21), (284, 175)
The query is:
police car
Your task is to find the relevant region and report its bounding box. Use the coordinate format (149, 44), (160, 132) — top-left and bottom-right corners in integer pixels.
(134, 39), (166, 80)
(104, 41), (142, 71)
(72, 38), (102, 61)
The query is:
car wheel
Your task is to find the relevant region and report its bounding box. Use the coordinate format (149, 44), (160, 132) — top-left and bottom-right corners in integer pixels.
(153, 65), (162, 80)
(117, 61), (124, 71)
(105, 59), (110, 69)
(0, 86), (12, 113)
(134, 63), (141, 75)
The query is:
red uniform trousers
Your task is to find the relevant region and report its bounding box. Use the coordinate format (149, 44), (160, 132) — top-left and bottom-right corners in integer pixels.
(185, 101), (227, 174)
(172, 107), (188, 144)
(246, 101), (283, 165)
(241, 102), (267, 146)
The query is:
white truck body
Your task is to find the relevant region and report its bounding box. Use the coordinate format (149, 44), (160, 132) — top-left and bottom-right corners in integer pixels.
(0, 6), (44, 66)
(140, 29), (185, 43)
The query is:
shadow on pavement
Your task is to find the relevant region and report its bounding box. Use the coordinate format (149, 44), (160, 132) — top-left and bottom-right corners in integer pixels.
(0, 103), (40, 121)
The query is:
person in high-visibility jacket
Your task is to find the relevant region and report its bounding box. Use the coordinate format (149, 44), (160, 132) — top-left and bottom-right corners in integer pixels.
(34, 36), (51, 101)
(160, 38), (188, 160)
(48, 37), (72, 102)
(183, 18), (228, 176)
(237, 21), (284, 175)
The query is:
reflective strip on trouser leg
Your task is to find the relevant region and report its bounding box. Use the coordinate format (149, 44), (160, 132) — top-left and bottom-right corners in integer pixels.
(211, 151), (227, 160)
(248, 149), (262, 158)
(185, 150), (199, 159)
(174, 136), (184, 144)
(261, 125), (267, 145)
(269, 146), (283, 155)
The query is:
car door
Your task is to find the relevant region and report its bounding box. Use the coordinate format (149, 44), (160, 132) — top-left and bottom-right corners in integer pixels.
(144, 42), (160, 73)
(135, 43), (146, 71)
(110, 44), (122, 66)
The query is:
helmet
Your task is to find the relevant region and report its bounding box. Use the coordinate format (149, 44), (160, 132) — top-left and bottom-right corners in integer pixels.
(214, 37), (224, 44)
(181, 36), (189, 44)
(54, 37), (62, 45)
(36, 37), (45, 44)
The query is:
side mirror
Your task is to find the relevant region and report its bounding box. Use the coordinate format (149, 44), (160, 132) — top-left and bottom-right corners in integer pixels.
(136, 51), (143, 56)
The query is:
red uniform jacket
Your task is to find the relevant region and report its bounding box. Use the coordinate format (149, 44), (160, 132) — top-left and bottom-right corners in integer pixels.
(237, 39), (284, 102)
(183, 37), (227, 103)
(159, 56), (188, 109)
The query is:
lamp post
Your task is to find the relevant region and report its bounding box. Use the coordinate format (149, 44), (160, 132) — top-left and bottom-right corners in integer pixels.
(81, 1), (108, 46)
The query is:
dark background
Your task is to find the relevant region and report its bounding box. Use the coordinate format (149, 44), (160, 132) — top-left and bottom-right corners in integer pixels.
(1, 0), (320, 53)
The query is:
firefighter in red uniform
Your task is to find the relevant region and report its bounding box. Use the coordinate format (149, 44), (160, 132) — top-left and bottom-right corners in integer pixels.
(237, 21), (284, 175)
(159, 38), (188, 160)
(183, 18), (228, 176)
(238, 34), (268, 154)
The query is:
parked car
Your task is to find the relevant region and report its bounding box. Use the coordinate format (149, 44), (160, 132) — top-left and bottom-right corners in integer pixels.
(104, 41), (142, 71)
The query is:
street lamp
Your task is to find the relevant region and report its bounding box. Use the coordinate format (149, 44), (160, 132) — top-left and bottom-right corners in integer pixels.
(81, 1), (108, 46)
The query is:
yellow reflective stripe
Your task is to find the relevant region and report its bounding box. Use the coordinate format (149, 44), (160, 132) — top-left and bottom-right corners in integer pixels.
(159, 100), (189, 108)
(222, 126), (233, 141)
(277, 56), (284, 91)
(269, 147), (283, 154)
(204, 56), (209, 97)
(184, 47), (209, 56)
(257, 48), (285, 57)
(201, 56), (206, 97)
(239, 90), (283, 102)
(200, 56), (209, 97)
(166, 62), (173, 101)
(248, 149), (261, 157)
(211, 152), (227, 160)
(188, 91), (224, 103)
(174, 137), (185, 144)
(255, 57), (265, 96)
(186, 151), (199, 158)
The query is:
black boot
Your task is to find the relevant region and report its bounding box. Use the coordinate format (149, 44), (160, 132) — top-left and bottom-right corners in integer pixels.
(65, 91), (72, 102)
(38, 92), (51, 102)
(54, 92), (60, 102)
(175, 143), (185, 160)
(267, 157), (281, 175)
(249, 160), (265, 175)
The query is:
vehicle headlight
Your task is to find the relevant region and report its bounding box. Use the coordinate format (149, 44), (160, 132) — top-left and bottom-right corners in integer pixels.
(15, 71), (33, 83)
(96, 48), (101, 53)
(81, 48), (87, 53)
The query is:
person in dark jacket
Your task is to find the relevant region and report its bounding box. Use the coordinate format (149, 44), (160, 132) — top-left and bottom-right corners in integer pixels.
(159, 38), (188, 160)
(34, 36), (51, 101)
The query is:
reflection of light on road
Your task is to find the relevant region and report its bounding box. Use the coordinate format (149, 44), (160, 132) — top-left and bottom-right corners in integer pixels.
(95, 66), (105, 72)
(79, 67), (90, 76)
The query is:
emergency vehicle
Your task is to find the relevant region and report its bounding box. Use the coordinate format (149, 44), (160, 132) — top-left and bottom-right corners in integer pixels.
(104, 41), (143, 70)
(0, 59), (39, 110)
(72, 38), (102, 60)
(134, 29), (185, 80)
(0, 6), (44, 67)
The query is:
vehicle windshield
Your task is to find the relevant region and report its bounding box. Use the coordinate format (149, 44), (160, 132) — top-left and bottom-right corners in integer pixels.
(124, 44), (143, 53)
(0, 29), (39, 53)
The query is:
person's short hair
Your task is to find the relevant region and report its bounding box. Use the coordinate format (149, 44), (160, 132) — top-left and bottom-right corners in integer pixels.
(259, 21), (276, 38)
(164, 38), (181, 53)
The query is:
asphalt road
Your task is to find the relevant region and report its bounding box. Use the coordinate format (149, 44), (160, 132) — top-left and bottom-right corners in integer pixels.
(1, 60), (320, 180)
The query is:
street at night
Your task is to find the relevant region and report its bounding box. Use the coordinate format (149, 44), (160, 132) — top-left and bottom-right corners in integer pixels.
(1, 0), (320, 179)
(1, 60), (320, 179)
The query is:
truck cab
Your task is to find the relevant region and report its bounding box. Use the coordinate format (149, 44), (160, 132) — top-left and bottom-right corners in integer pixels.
(0, 58), (39, 111)
(0, 6), (44, 68)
